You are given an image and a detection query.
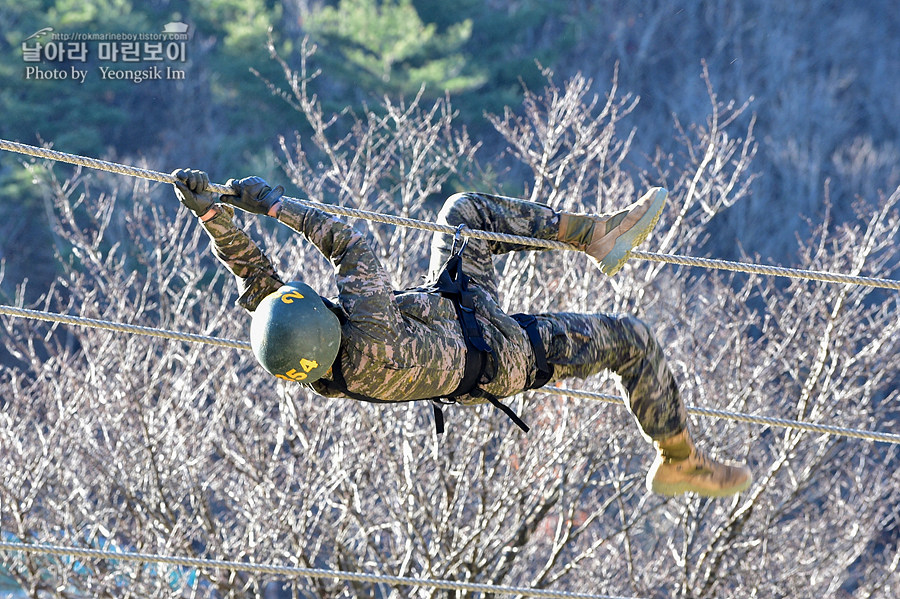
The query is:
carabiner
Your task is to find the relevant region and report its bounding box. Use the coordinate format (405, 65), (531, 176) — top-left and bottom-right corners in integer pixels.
(450, 223), (469, 257)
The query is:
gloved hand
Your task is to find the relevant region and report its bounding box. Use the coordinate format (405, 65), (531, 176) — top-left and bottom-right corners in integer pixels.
(172, 168), (216, 218)
(221, 176), (284, 215)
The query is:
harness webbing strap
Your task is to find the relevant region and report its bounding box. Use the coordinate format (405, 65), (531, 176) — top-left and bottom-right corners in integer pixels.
(436, 255), (492, 397)
(511, 313), (554, 390)
(485, 395), (530, 432)
(422, 253), (530, 434)
(432, 402), (446, 434)
(327, 347), (383, 404)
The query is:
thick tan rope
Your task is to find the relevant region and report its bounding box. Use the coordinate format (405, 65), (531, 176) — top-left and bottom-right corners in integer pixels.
(629, 250), (900, 289)
(3, 138), (899, 290)
(0, 138), (570, 249)
(3, 304), (898, 445)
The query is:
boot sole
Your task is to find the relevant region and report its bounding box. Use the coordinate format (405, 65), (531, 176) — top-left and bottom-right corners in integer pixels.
(650, 475), (753, 498)
(600, 188), (667, 276)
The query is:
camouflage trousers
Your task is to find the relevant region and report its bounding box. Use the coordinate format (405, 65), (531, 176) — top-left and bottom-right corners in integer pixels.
(431, 192), (688, 441)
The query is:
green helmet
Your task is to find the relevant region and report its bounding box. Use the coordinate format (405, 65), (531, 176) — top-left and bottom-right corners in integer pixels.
(250, 282), (341, 383)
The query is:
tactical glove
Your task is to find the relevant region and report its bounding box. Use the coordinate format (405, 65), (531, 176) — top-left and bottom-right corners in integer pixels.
(172, 168), (216, 218)
(222, 176), (285, 215)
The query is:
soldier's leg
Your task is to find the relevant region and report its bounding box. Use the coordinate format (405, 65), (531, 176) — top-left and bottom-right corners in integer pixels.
(429, 192), (562, 298)
(533, 312), (752, 497)
(429, 188), (668, 294)
(534, 312), (687, 440)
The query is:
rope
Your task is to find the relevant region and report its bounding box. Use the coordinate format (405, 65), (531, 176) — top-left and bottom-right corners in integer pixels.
(0, 541), (635, 599)
(550, 388), (900, 445)
(0, 305), (250, 351)
(630, 250), (900, 290)
(3, 138), (899, 291)
(2, 304), (898, 445)
(0, 138), (570, 250)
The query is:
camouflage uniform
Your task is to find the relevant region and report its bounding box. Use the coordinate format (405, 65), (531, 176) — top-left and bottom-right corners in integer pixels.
(201, 192), (687, 441)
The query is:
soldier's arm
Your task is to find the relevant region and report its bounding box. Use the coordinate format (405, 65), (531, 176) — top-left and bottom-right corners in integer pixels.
(198, 205), (284, 312)
(272, 199), (403, 342)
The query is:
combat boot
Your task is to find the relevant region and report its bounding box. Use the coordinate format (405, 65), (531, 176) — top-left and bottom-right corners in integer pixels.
(646, 429), (752, 497)
(557, 187), (667, 276)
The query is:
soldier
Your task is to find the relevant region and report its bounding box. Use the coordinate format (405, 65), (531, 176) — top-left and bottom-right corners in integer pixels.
(173, 169), (752, 498)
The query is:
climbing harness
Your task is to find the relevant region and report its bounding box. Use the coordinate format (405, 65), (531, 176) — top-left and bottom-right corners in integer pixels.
(319, 225), (530, 434)
(415, 225), (531, 433)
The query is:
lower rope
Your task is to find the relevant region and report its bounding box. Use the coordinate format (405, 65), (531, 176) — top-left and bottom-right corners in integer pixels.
(2, 304), (898, 445)
(2, 138), (899, 290)
(0, 541), (632, 599)
(550, 388), (900, 445)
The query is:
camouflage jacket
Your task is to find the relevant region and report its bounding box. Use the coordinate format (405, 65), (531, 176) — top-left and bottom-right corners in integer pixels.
(201, 200), (536, 405)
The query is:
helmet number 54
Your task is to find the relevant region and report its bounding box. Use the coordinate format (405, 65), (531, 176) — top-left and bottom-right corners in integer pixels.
(276, 358), (320, 381)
